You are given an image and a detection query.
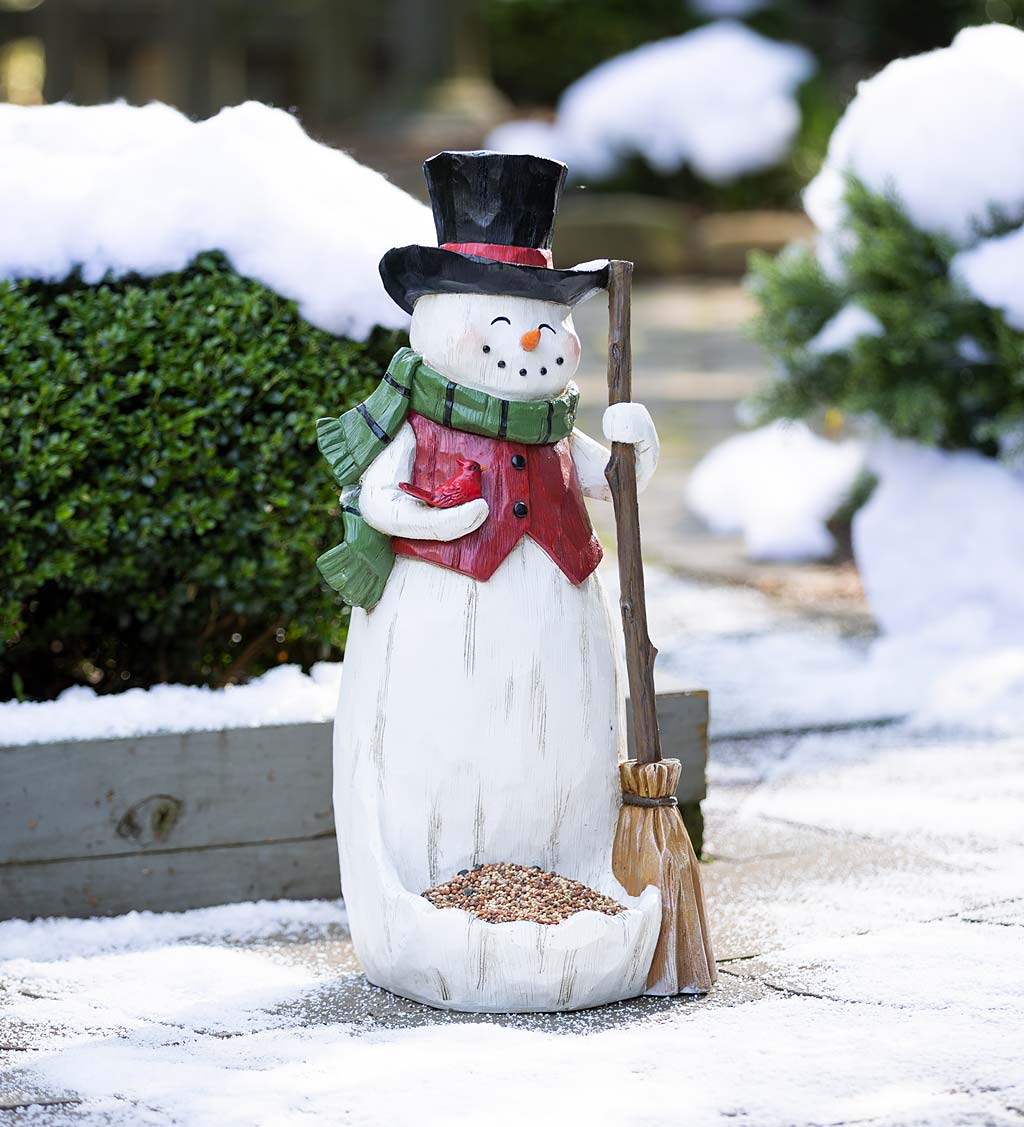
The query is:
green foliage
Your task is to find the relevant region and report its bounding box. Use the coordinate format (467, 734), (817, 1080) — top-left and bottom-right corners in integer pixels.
(748, 178), (1024, 459)
(485, 0), (698, 107)
(0, 252), (402, 701)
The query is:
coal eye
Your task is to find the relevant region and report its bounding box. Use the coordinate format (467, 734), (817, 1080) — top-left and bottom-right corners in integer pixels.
(482, 345), (491, 353)
(556, 357), (564, 365)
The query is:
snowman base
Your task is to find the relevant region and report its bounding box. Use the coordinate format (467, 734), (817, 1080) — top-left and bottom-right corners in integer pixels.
(356, 880), (663, 1013)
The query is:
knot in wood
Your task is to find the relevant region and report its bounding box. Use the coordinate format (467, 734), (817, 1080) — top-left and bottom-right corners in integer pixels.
(116, 794), (184, 845)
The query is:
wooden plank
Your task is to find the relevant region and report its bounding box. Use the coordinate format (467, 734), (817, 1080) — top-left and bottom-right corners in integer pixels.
(0, 723), (335, 864)
(1, 835), (340, 920)
(627, 689), (708, 803)
(1, 689), (708, 918)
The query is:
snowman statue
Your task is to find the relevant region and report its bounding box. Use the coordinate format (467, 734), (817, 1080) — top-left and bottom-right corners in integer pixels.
(317, 151), (668, 1012)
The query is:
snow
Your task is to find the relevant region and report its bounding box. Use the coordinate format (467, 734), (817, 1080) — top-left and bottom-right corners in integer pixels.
(0, 100), (434, 338)
(0, 661), (342, 747)
(952, 225), (1024, 331)
(6, 989), (1019, 1127)
(804, 301), (882, 355)
(4, 905), (1022, 1126)
(0, 899), (347, 962)
(805, 24), (1024, 246)
(853, 440), (1024, 641)
(758, 919), (1024, 1013)
(486, 21), (814, 185)
(683, 428), (1024, 738)
(917, 647), (1024, 737)
(686, 421), (864, 560)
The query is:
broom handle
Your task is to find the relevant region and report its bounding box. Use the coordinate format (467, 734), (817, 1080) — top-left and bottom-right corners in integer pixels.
(604, 260), (662, 766)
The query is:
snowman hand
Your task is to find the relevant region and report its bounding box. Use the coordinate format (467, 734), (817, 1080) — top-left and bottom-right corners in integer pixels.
(601, 403), (660, 493)
(361, 482), (489, 542)
(423, 496), (489, 541)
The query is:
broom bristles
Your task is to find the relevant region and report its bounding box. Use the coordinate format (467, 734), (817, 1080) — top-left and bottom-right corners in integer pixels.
(612, 758), (717, 995)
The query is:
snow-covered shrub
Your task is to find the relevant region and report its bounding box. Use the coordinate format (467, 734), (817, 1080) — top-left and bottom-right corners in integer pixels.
(0, 254), (400, 700)
(486, 21), (818, 207)
(748, 25), (1024, 462)
(0, 100), (433, 701)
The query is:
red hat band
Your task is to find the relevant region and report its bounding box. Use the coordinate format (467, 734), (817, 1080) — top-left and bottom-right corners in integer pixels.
(442, 242), (553, 269)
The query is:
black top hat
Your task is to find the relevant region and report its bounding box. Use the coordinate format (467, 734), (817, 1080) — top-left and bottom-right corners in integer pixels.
(379, 151), (609, 315)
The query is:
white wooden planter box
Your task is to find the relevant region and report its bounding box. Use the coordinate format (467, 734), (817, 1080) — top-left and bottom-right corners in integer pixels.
(0, 691), (707, 920)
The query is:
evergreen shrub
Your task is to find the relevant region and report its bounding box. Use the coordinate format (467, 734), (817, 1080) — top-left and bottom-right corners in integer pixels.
(0, 252), (402, 701)
(748, 177), (1024, 460)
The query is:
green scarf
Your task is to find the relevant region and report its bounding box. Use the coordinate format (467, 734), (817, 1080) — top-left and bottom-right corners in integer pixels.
(316, 347), (579, 608)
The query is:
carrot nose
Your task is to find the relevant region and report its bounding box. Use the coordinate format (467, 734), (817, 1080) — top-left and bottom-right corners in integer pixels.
(520, 328), (541, 351)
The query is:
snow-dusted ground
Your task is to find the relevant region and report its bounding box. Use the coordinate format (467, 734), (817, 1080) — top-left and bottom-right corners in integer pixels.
(486, 21), (813, 185)
(3, 718), (1021, 1126)
(0, 101), (433, 338)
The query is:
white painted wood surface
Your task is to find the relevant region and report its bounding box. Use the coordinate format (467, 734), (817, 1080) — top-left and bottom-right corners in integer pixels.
(333, 293), (663, 1011)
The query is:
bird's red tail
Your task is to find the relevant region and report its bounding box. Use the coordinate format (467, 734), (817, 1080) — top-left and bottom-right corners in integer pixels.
(398, 481), (434, 503)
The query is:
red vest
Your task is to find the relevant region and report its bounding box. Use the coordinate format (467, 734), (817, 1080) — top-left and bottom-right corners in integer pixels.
(392, 412), (603, 584)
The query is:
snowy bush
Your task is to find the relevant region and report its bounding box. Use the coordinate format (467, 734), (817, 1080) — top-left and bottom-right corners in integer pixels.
(0, 254), (399, 701)
(748, 25), (1024, 463)
(486, 21), (817, 205)
(0, 101), (431, 339)
(0, 100), (434, 701)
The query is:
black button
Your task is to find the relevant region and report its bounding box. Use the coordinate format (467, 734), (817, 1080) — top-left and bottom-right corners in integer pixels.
(513, 501), (528, 518)
(511, 454), (526, 469)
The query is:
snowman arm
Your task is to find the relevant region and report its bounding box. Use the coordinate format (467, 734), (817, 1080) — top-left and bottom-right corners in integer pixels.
(571, 405), (659, 500)
(570, 429), (614, 501)
(358, 422), (489, 541)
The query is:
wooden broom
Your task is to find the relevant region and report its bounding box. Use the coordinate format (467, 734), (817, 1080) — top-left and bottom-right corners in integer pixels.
(605, 260), (717, 995)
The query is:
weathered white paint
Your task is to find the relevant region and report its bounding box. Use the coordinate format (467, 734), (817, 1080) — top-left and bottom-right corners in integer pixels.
(333, 293), (662, 1011)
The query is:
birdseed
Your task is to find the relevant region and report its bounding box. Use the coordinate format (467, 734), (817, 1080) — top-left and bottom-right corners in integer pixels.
(422, 861), (626, 925)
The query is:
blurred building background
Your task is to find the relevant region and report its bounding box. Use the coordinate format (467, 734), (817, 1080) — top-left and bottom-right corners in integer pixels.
(3, 0), (1022, 200)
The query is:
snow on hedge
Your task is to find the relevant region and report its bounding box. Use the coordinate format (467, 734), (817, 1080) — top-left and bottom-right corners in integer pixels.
(687, 422), (864, 560)
(0, 100), (434, 338)
(804, 22), (1024, 293)
(486, 21), (814, 184)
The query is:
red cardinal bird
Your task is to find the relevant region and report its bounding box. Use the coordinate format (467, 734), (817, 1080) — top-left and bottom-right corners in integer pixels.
(399, 455), (486, 508)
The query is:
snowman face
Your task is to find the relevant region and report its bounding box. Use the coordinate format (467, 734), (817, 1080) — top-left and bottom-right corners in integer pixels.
(409, 293), (582, 402)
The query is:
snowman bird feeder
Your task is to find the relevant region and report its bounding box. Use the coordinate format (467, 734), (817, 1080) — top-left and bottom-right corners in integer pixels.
(316, 151), (715, 1012)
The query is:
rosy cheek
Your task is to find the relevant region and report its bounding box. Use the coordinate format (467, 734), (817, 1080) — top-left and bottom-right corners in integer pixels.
(564, 335), (581, 365)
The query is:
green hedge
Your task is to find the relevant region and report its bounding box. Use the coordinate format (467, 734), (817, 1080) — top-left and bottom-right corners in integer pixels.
(748, 177), (1024, 459)
(0, 252), (402, 701)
